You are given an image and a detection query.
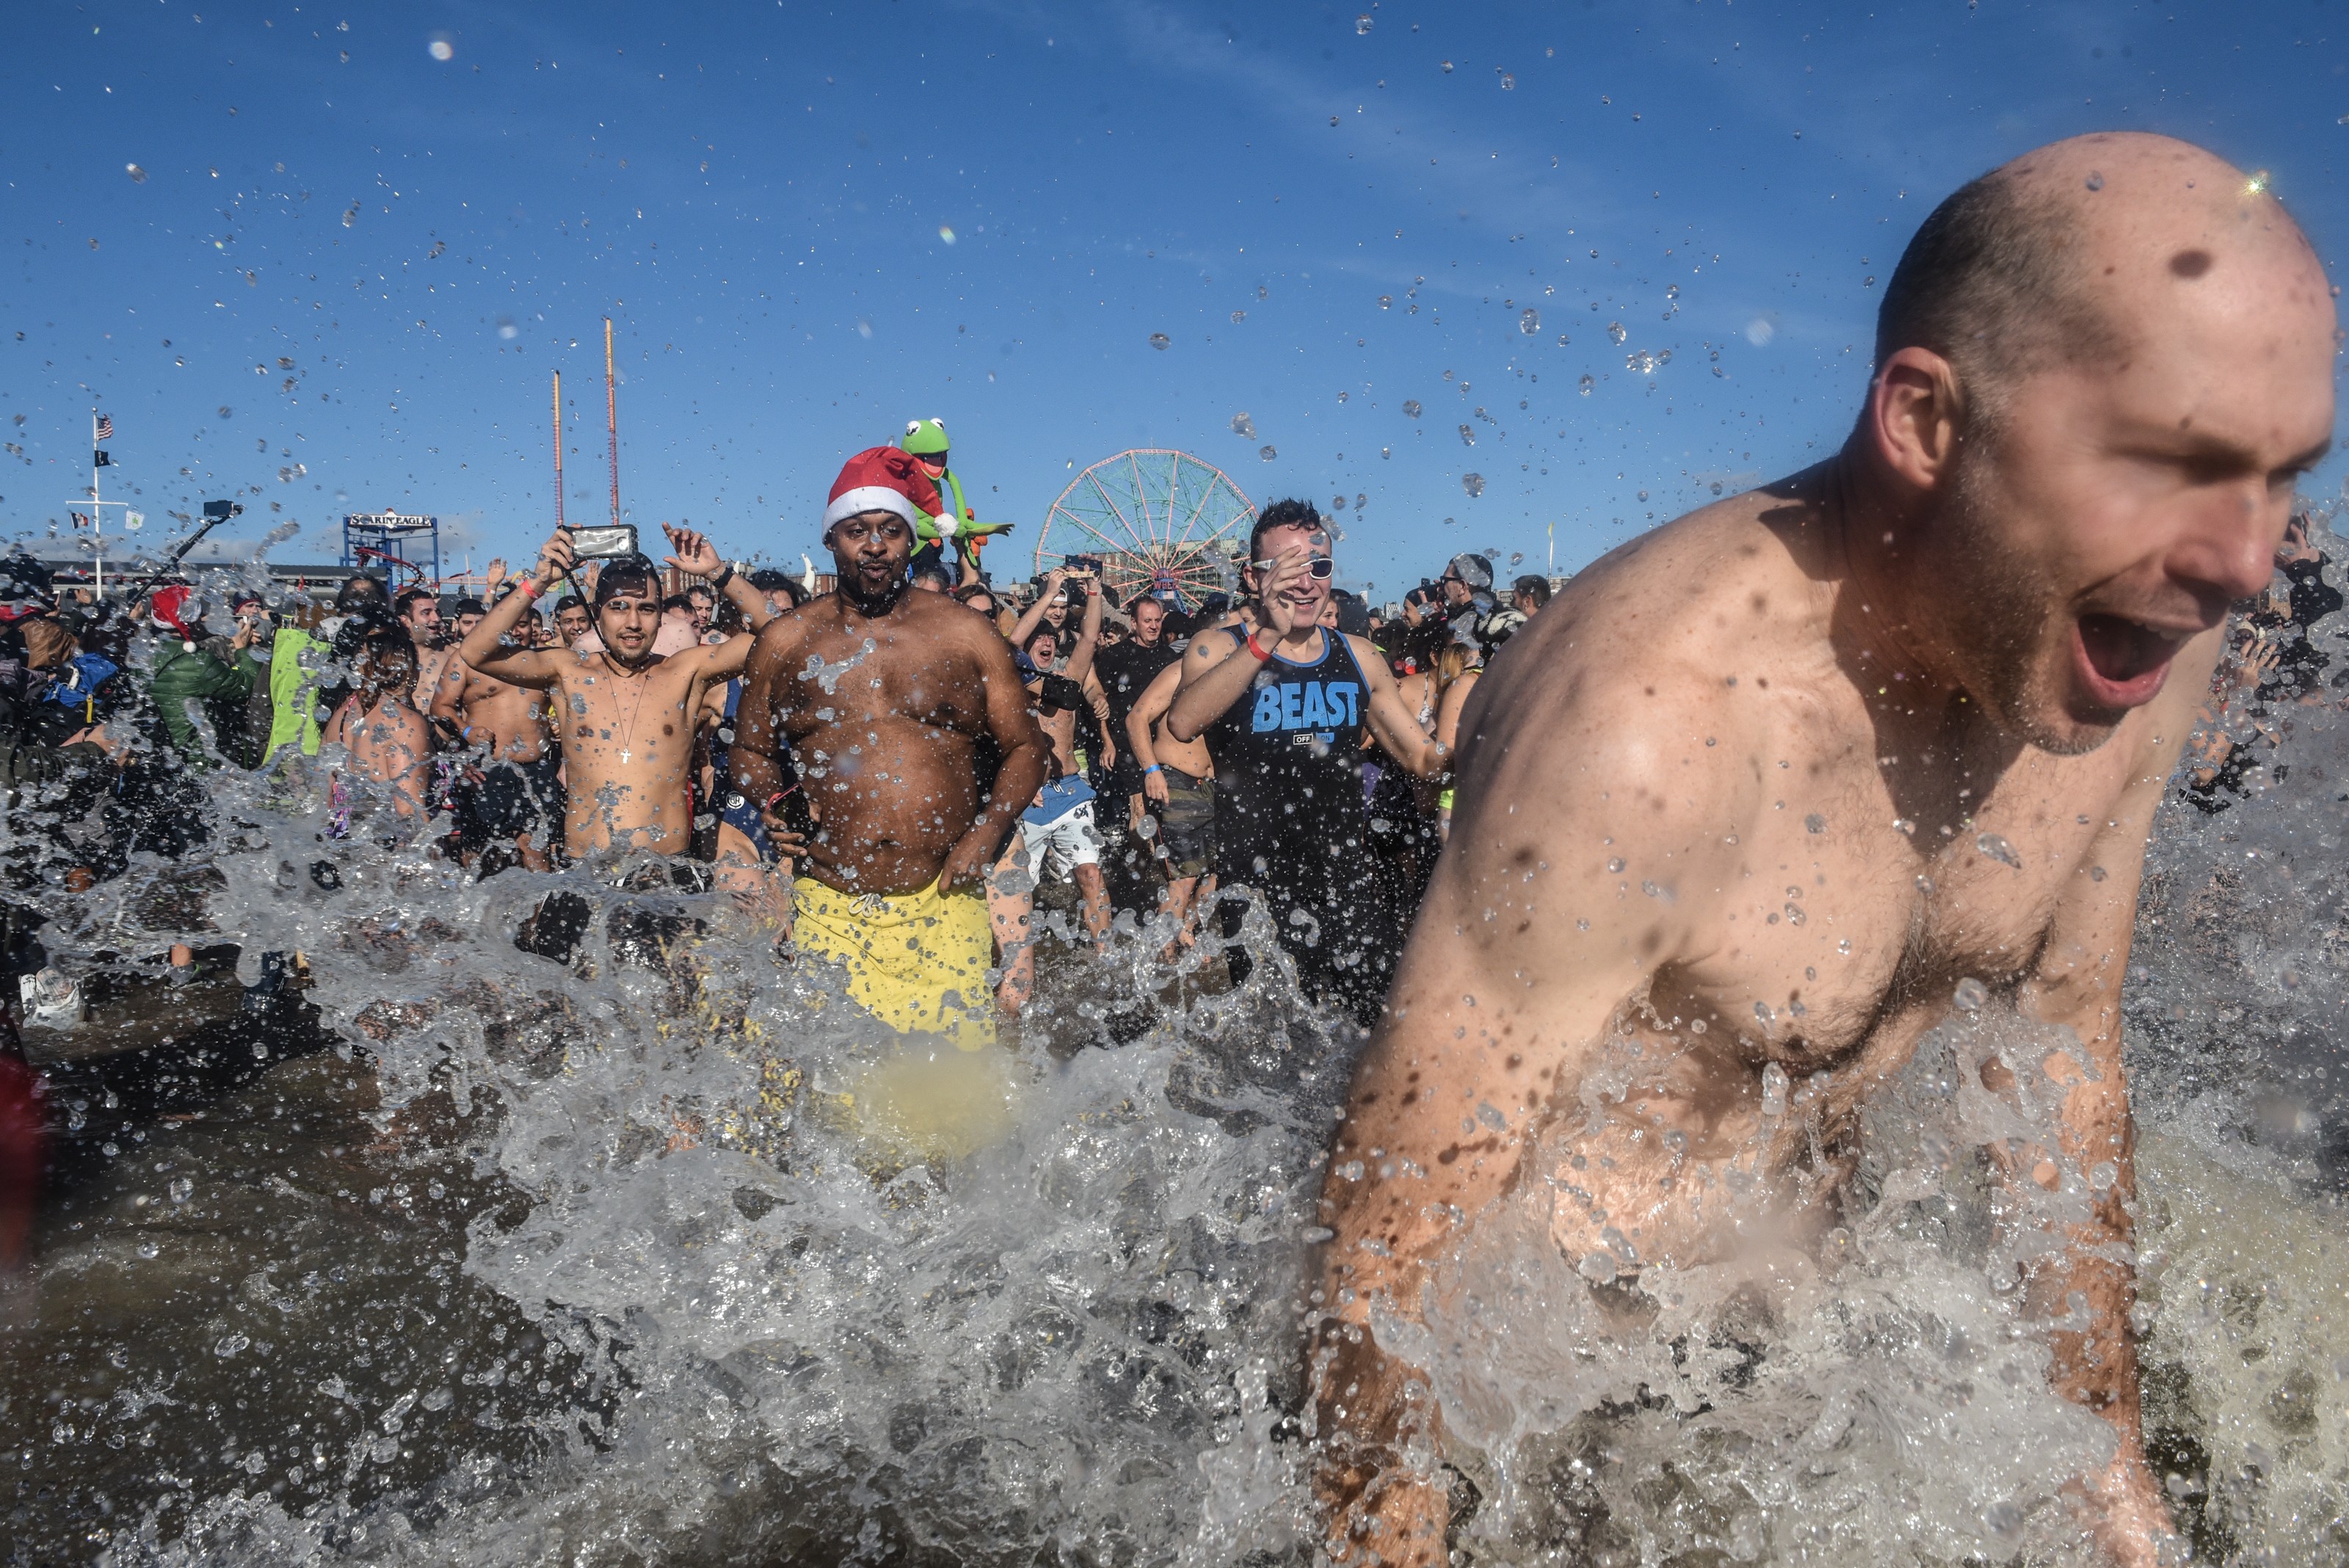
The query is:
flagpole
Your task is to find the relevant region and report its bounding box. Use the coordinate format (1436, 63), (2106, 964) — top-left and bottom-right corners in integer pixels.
(552, 370), (566, 534)
(603, 317), (621, 529)
(90, 411), (104, 597)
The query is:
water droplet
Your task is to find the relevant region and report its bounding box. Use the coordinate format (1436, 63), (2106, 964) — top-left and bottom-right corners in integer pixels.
(1440, 59), (1455, 73)
(1607, 857), (1627, 874)
(1330, 495), (1348, 512)
(1577, 374), (1594, 396)
(1804, 813), (1826, 834)
(1230, 310), (1246, 323)
(1975, 832), (2023, 868)
(1519, 307), (1540, 335)
(1745, 316), (1775, 346)
(1461, 472), (1484, 497)
(1378, 294), (1393, 309)
(1148, 332), (1170, 350)
(937, 225), (956, 244)
(1953, 977), (1988, 1012)
(1606, 321), (1627, 345)
(126, 163), (146, 183)
(1457, 424), (1476, 447)
(426, 36), (454, 62)
(1231, 412), (1256, 439)
(1257, 445), (1277, 461)
(1498, 71), (1517, 90)
(167, 1177), (194, 1204)
(1508, 551), (1523, 565)
(1760, 1061), (1790, 1116)
(1578, 1250), (1618, 1283)
(2085, 171), (2105, 192)
(1356, 13), (1374, 34)
(1401, 399), (1422, 418)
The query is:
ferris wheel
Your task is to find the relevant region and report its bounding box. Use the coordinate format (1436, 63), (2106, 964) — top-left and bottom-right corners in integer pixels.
(1035, 449), (1255, 610)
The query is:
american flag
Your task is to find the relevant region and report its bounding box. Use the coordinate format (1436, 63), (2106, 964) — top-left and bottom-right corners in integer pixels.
(92, 414), (113, 443)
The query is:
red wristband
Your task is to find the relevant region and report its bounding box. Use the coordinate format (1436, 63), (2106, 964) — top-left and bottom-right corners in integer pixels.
(515, 578), (543, 600)
(1245, 633), (1272, 662)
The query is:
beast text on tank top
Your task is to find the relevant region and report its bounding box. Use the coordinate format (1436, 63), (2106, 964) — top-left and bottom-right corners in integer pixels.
(1204, 626), (1371, 862)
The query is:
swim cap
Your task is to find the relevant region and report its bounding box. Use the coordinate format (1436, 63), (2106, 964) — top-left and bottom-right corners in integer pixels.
(901, 418), (950, 457)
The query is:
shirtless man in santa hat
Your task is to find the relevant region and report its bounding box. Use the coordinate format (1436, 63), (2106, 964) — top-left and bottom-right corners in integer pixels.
(731, 447), (1050, 1048)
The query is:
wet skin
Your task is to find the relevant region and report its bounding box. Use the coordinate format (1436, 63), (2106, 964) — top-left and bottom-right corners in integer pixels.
(1313, 133), (2339, 1568)
(324, 692), (431, 816)
(731, 510), (1050, 898)
(454, 530), (752, 858)
(429, 643), (553, 765)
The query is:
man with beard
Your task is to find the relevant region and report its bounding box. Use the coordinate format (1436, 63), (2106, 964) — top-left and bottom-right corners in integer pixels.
(1312, 134), (2337, 1568)
(731, 447), (1049, 1048)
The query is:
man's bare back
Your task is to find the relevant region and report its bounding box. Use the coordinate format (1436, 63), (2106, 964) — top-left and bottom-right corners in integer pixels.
(1315, 132), (2337, 1567)
(733, 578), (1045, 896)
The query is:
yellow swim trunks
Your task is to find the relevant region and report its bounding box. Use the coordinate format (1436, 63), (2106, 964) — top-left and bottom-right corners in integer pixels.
(792, 874), (996, 1050)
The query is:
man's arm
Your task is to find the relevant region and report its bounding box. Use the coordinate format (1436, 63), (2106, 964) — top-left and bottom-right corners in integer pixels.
(1006, 568), (1069, 650)
(1126, 661), (1182, 799)
(2014, 722), (2190, 1567)
(1312, 661), (1751, 1567)
(1083, 670), (1117, 769)
(455, 535), (568, 687)
(427, 657), (470, 733)
(937, 628), (1053, 892)
(661, 524), (774, 631)
(1064, 576), (1105, 685)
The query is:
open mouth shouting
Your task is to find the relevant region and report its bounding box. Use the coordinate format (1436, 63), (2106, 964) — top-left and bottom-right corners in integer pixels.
(2072, 611), (2192, 710)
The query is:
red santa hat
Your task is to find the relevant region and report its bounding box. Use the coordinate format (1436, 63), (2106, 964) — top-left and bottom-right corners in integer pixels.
(824, 446), (941, 532)
(149, 585), (203, 639)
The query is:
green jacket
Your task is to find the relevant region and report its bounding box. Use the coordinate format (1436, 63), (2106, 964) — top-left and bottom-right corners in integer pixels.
(148, 642), (260, 771)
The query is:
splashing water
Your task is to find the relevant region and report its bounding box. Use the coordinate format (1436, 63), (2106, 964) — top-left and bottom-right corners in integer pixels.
(11, 536), (2349, 1565)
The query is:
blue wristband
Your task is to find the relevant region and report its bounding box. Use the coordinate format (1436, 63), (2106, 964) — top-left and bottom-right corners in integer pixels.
(1144, 763), (1161, 774)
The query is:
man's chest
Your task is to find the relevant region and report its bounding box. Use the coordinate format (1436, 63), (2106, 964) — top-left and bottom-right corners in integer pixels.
(1677, 758), (2132, 1060)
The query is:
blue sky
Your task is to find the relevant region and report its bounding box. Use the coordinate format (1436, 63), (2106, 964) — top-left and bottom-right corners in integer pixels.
(4, 0), (2345, 597)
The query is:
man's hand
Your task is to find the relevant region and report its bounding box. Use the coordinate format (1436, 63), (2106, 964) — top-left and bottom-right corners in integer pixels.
(1143, 768), (1169, 805)
(535, 530), (576, 590)
(2083, 1451), (2179, 1568)
(663, 523), (725, 580)
(230, 620), (258, 653)
(1258, 548), (1315, 638)
(937, 828), (1001, 893)
(484, 558), (508, 592)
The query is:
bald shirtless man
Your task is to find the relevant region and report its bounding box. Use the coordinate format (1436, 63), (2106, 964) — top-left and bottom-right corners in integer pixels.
(454, 524), (762, 865)
(732, 447), (1050, 1048)
(1313, 134), (2336, 1567)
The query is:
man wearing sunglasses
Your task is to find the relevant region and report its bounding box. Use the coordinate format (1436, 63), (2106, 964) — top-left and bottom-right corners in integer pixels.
(1166, 498), (1453, 1024)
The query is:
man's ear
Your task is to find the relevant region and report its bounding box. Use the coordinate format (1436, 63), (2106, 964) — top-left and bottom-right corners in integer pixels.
(1865, 345), (1968, 492)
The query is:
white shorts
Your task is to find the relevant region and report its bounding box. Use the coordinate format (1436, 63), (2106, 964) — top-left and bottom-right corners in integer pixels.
(1021, 800), (1102, 882)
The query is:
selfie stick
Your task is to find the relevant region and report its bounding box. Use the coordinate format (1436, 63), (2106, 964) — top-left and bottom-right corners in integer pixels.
(120, 501), (241, 606)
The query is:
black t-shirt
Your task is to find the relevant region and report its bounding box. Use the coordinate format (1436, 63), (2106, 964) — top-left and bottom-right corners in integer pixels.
(1093, 637), (1181, 790)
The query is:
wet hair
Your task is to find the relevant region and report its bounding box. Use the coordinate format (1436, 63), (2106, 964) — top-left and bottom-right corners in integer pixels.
(1247, 498), (1324, 565)
(747, 568), (804, 609)
(591, 554), (660, 610)
(335, 574), (390, 612)
(1127, 592), (1166, 618)
(393, 587), (437, 620)
(552, 595), (586, 617)
(1512, 574), (1552, 607)
(1875, 167), (2119, 427)
(451, 597), (487, 618)
(662, 592), (697, 615)
(910, 558), (955, 590)
(348, 628), (417, 715)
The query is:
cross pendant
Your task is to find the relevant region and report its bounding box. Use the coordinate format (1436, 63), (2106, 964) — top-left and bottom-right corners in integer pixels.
(619, 749), (631, 763)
